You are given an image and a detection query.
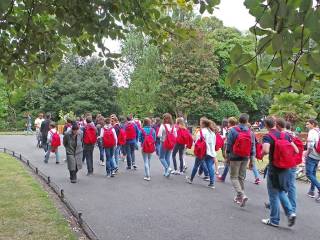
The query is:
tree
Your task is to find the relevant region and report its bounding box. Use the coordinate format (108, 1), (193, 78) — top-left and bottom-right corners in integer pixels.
(269, 92), (317, 125)
(0, 0), (218, 86)
(227, 0), (320, 93)
(161, 31), (219, 118)
(210, 100), (240, 123)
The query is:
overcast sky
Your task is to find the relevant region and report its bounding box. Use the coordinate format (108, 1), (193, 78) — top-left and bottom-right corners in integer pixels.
(103, 0), (255, 53)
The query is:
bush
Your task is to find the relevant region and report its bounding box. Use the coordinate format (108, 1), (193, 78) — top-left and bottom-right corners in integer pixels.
(211, 100), (240, 124)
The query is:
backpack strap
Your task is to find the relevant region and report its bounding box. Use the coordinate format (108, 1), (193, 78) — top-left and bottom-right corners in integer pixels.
(199, 130), (204, 140)
(164, 124), (169, 133)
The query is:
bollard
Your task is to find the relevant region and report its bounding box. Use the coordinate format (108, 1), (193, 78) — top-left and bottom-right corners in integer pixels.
(60, 189), (64, 199)
(4, 148), (6, 153)
(27, 160), (29, 166)
(78, 212), (83, 224)
(19, 154), (22, 160)
(12, 151), (15, 156)
(35, 168), (38, 174)
(47, 176), (51, 184)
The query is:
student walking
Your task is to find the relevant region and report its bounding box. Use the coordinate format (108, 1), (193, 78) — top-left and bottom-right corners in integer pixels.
(124, 116), (139, 170)
(112, 116), (125, 172)
(158, 113), (177, 177)
(40, 113), (51, 153)
(82, 116), (97, 175)
(63, 123), (83, 183)
(305, 119), (320, 202)
(152, 117), (161, 156)
(100, 117), (118, 177)
(96, 116), (105, 166)
(261, 117), (298, 227)
(186, 117), (216, 188)
(44, 122), (60, 164)
(226, 113), (254, 207)
(34, 113), (44, 147)
(139, 118), (156, 181)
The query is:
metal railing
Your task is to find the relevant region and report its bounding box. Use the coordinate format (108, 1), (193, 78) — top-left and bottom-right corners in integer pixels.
(0, 147), (99, 240)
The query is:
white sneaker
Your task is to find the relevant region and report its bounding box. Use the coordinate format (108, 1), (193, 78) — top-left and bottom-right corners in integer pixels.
(171, 170), (176, 174)
(102, 161), (105, 166)
(144, 177), (151, 181)
(179, 171), (184, 175)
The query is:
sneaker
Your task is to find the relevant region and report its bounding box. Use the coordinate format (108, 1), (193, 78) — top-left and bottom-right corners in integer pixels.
(114, 167), (119, 174)
(71, 179), (77, 183)
(186, 176), (193, 184)
(254, 178), (261, 185)
(106, 174), (111, 178)
(316, 193), (320, 203)
(261, 219), (279, 227)
(179, 171), (184, 175)
(203, 176), (210, 182)
(56, 161), (59, 164)
(217, 176), (225, 182)
(111, 171), (115, 177)
(234, 196), (242, 204)
(288, 213), (296, 227)
(133, 165), (137, 170)
(143, 177), (151, 181)
(126, 166), (132, 170)
(307, 191), (315, 198)
(240, 196), (249, 207)
(99, 161), (103, 166)
(183, 165), (188, 172)
(208, 183), (215, 189)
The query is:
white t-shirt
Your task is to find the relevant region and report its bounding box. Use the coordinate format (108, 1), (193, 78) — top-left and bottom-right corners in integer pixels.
(34, 118), (44, 130)
(195, 128), (216, 158)
(307, 128), (320, 160)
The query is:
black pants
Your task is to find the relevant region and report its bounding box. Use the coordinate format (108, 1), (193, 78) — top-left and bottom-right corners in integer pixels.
(172, 143), (185, 172)
(70, 167), (78, 181)
(83, 147), (94, 173)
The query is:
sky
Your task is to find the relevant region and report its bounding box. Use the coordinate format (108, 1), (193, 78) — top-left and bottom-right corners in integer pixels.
(103, 0), (255, 54)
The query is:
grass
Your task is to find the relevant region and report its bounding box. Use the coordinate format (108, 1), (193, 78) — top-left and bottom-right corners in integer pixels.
(0, 153), (76, 240)
(0, 131), (29, 135)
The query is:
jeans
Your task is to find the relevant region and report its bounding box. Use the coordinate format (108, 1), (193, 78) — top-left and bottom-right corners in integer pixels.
(44, 145), (60, 163)
(155, 139), (160, 156)
(98, 143), (104, 162)
(288, 167), (297, 213)
(305, 156), (320, 192)
(252, 160), (260, 179)
(267, 172), (294, 225)
(159, 142), (172, 176)
(230, 160), (248, 197)
(172, 143), (185, 172)
(142, 152), (152, 177)
(113, 145), (121, 168)
(221, 163), (229, 180)
(198, 161), (209, 176)
(191, 156), (215, 185)
(105, 147), (114, 175)
(83, 147), (94, 173)
(125, 143), (136, 168)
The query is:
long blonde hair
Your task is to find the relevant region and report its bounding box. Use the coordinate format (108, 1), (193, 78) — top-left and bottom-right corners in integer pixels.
(176, 117), (186, 129)
(200, 117), (216, 132)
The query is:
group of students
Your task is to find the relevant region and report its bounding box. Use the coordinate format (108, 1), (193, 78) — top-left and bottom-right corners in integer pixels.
(35, 111), (320, 228)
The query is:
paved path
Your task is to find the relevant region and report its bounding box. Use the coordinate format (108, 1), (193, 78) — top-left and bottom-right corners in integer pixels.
(0, 135), (319, 240)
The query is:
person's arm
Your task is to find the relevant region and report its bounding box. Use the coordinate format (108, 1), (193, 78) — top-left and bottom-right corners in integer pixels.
(305, 130), (316, 156)
(157, 125), (163, 138)
(113, 128), (118, 146)
(100, 128), (104, 138)
(63, 134), (68, 147)
(226, 128), (236, 154)
(139, 129), (143, 143)
(250, 132), (256, 158)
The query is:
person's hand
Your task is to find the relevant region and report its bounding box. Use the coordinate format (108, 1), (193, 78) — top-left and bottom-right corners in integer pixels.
(248, 159), (254, 170)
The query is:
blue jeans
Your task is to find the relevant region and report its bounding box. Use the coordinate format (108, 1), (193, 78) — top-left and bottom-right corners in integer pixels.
(221, 163), (229, 180)
(98, 142), (104, 162)
(142, 152), (152, 177)
(305, 156), (320, 193)
(155, 140), (160, 156)
(113, 145), (121, 168)
(159, 142), (172, 176)
(198, 161), (209, 176)
(267, 172), (294, 225)
(191, 156), (215, 185)
(288, 167), (297, 213)
(172, 143), (185, 172)
(105, 147), (114, 175)
(83, 147), (94, 173)
(44, 145), (60, 163)
(252, 161), (260, 179)
(125, 143), (136, 168)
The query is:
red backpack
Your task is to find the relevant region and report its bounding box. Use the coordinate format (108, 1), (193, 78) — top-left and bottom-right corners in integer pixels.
(83, 125), (97, 145)
(163, 125), (176, 150)
(103, 128), (116, 148)
(232, 127), (252, 157)
(291, 135), (304, 165)
(118, 128), (126, 145)
(50, 130), (61, 147)
(315, 129), (320, 154)
(269, 132), (297, 169)
(194, 130), (207, 159)
(215, 133), (224, 151)
(255, 137), (263, 160)
(125, 123), (136, 141)
(141, 128), (155, 153)
(176, 128), (190, 145)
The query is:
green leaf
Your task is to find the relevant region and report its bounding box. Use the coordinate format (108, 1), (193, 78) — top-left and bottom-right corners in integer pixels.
(272, 33), (283, 52)
(307, 54), (320, 73)
(238, 67), (252, 85)
(249, 26), (271, 36)
(200, 2), (206, 14)
(230, 44), (243, 64)
(259, 13), (274, 29)
(0, 0), (11, 14)
(300, 0), (312, 13)
(257, 35), (272, 53)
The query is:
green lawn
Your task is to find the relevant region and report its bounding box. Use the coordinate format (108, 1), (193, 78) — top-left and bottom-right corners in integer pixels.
(0, 153), (76, 240)
(0, 131), (29, 135)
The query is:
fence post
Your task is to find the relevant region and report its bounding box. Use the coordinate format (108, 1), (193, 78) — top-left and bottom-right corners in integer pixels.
(4, 148), (6, 153)
(12, 151), (15, 157)
(60, 189), (64, 199)
(78, 212), (83, 224)
(19, 154), (22, 160)
(47, 176), (51, 184)
(35, 168), (38, 174)
(27, 160), (29, 166)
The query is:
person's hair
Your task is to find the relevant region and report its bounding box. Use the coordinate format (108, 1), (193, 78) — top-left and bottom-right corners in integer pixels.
(162, 113), (173, 125)
(72, 123), (79, 130)
(275, 118), (286, 129)
(264, 116), (275, 129)
(155, 117), (161, 125)
(221, 118), (228, 128)
(239, 113), (249, 124)
(228, 117), (238, 127)
(307, 119), (318, 127)
(112, 116), (119, 122)
(105, 117), (111, 125)
(143, 118), (151, 126)
(110, 114), (117, 119)
(200, 117), (216, 131)
(46, 113), (51, 119)
(127, 115), (133, 121)
(119, 115), (126, 123)
(86, 116), (92, 124)
(285, 121), (292, 131)
(66, 118), (72, 124)
(176, 117), (186, 129)
(49, 121), (56, 128)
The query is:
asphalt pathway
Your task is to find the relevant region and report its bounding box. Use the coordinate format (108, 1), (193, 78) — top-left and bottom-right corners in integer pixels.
(0, 135), (319, 240)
